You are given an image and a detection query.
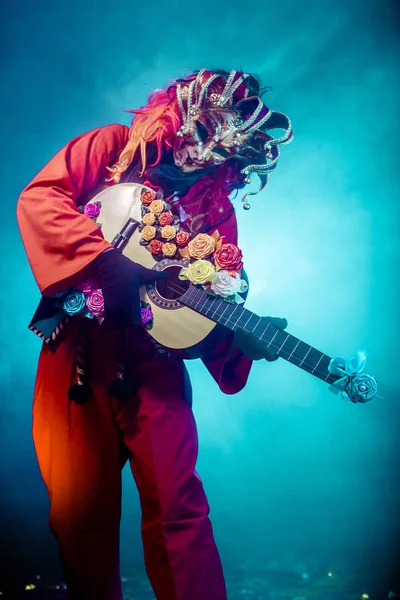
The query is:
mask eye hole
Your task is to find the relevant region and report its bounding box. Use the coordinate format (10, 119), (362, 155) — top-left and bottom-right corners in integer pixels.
(195, 121), (210, 143)
(212, 147), (229, 158)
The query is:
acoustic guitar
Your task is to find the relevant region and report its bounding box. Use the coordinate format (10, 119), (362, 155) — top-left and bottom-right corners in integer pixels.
(78, 181), (377, 404)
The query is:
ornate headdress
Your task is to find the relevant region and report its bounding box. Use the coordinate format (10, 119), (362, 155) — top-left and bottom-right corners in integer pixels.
(176, 69), (293, 208)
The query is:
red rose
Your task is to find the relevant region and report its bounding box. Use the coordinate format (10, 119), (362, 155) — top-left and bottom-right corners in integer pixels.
(159, 212), (174, 226)
(214, 243), (243, 271)
(148, 239), (163, 255)
(141, 189), (157, 206)
(176, 231), (191, 247)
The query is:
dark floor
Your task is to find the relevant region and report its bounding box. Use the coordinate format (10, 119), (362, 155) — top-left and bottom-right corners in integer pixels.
(1, 569), (399, 600)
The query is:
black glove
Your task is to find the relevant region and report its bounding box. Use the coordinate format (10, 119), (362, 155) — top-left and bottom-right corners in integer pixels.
(234, 316), (288, 362)
(92, 249), (168, 327)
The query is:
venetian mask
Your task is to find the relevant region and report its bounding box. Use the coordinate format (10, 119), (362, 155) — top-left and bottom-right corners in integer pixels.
(173, 109), (249, 173)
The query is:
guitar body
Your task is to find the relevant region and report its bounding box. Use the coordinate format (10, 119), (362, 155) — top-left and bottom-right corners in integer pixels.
(94, 183), (217, 351)
(27, 182), (377, 401)
(87, 182), (377, 404)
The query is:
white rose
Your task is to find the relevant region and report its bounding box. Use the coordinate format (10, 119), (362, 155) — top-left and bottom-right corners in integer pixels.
(210, 270), (248, 299)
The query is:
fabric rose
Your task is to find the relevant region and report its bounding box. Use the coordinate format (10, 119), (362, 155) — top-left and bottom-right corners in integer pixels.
(161, 225), (176, 240)
(179, 259), (216, 285)
(210, 270), (248, 302)
(187, 233), (215, 259)
(149, 199), (164, 215)
(140, 306), (153, 326)
(86, 289), (105, 317)
(176, 231), (190, 247)
(214, 243), (243, 271)
(84, 202), (101, 218)
(328, 350), (377, 404)
(162, 242), (177, 257)
(63, 290), (87, 316)
(159, 212), (174, 227)
(142, 212), (156, 226)
(148, 239), (163, 255)
(347, 374), (377, 404)
(141, 225), (157, 241)
(141, 189), (157, 206)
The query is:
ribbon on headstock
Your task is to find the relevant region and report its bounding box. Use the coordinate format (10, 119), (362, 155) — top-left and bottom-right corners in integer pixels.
(328, 349), (377, 403)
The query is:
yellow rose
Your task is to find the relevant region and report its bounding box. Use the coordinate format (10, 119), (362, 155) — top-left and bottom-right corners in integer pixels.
(188, 233), (216, 259)
(149, 199), (165, 215)
(141, 225), (156, 241)
(142, 212), (156, 225)
(162, 242), (177, 257)
(161, 225), (177, 240)
(179, 259), (216, 285)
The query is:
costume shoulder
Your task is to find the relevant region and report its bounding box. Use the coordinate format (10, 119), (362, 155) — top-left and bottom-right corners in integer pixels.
(70, 122), (129, 148)
(17, 122), (130, 297)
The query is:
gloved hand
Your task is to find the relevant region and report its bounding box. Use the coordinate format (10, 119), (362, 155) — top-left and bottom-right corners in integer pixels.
(234, 316), (288, 361)
(92, 249), (168, 327)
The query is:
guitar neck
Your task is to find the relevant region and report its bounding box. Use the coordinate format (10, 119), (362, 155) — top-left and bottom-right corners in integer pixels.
(180, 285), (338, 385)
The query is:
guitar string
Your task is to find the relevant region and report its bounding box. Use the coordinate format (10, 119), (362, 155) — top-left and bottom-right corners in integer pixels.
(189, 289), (334, 381)
(160, 281), (332, 380)
(184, 286), (345, 384)
(114, 202), (345, 386)
(158, 281), (333, 381)
(154, 281), (336, 382)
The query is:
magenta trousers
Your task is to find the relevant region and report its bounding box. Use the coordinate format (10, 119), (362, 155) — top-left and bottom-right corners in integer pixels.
(32, 321), (227, 600)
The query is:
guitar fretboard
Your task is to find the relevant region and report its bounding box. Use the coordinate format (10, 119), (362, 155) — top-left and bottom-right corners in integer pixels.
(180, 285), (339, 385)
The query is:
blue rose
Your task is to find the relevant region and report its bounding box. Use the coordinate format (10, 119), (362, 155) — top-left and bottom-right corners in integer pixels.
(62, 290), (87, 316)
(347, 373), (377, 404)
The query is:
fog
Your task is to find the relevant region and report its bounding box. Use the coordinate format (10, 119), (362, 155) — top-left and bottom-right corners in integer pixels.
(1, 0), (399, 597)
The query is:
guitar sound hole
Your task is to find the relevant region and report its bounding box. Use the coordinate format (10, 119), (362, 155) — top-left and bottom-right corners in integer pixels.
(155, 266), (190, 301)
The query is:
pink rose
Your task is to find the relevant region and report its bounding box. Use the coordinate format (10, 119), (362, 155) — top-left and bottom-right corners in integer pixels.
(84, 202), (101, 218)
(86, 289), (105, 317)
(140, 307), (153, 325)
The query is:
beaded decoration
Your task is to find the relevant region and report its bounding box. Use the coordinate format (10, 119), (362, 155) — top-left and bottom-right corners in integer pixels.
(176, 69), (294, 208)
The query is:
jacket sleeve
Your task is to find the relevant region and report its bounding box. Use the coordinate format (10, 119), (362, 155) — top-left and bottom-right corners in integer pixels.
(16, 123), (129, 296)
(201, 208), (253, 395)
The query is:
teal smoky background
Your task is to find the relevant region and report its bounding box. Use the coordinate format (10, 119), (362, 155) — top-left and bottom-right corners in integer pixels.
(0, 0), (399, 598)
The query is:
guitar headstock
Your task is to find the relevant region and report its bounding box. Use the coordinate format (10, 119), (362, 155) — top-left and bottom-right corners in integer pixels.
(328, 351), (377, 403)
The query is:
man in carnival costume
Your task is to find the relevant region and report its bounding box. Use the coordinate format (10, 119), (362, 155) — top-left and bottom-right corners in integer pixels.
(17, 69), (293, 600)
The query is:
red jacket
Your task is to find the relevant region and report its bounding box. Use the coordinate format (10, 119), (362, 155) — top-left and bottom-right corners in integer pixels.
(17, 123), (253, 394)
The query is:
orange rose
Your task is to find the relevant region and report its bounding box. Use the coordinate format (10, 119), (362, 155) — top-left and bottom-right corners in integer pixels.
(161, 225), (176, 240)
(149, 199), (164, 215)
(159, 212), (174, 226)
(141, 189), (157, 206)
(149, 239), (163, 255)
(176, 231), (191, 247)
(141, 225), (156, 241)
(162, 242), (177, 257)
(142, 212), (156, 225)
(188, 233), (215, 259)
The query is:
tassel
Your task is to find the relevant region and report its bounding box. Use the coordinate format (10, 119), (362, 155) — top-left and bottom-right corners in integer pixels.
(109, 329), (135, 401)
(68, 327), (93, 404)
